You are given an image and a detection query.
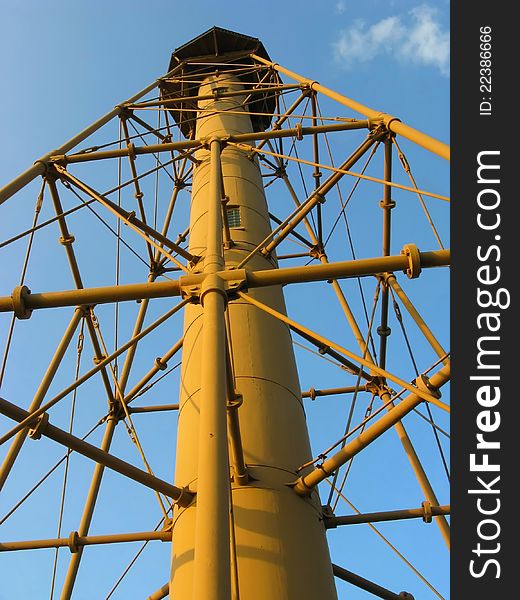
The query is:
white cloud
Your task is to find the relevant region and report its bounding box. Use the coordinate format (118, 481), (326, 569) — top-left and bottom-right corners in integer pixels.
(335, 1), (347, 14)
(332, 4), (449, 76)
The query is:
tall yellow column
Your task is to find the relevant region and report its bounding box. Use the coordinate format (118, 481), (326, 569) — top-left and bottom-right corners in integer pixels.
(170, 73), (337, 599)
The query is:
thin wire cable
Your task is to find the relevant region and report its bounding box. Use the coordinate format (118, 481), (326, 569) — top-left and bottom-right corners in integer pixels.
(326, 281), (381, 507)
(114, 119), (123, 380)
(0, 153), (197, 252)
(330, 392), (377, 513)
(392, 137), (445, 249)
(322, 142), (379, 248)
(232, 142), (449, 202)
(324, 479), (445, 600)
(0, 419), (104, 526)
(412, 407), (450, 438)
(49, 319), (85, 599)
(129, 361), (182, 402)
(90, 309), (169, 518)
(316, 97), (380, 361)
(278, 93), (319, 236)
(298, 389), (401, 472)
(389, 286), (450, 481)
(0, 179), (45, 387)
(292, 340), (357, 372)
(127, 119), (178, 186)
(104, 506), (174, 599)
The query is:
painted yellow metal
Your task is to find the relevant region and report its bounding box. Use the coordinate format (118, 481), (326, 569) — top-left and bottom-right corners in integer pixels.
(250, 54), (450, 161)
(385, 272), (449, 364)
(378, 387), (451, 549)
(0, 307), (83, 490)
(292, 364), (450, 495)
(169, 74), (337, 599)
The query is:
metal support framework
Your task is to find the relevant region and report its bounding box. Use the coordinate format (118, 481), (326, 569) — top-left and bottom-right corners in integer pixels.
(237, 292), (450, 411)
(0, 248), (449, 313)
(0, 308), (83, 490)
(250, 53), (450, 160)
(291, 363), (450, 495)
(325, 504), (450, 527)
(0, 396), (191, 504)
(0, 299), (189, 446)
(0, 61), (186, 205)
(0, 27), (450, 600)
(332, 564), (414, 600)
(0, 530), (171, 552)
(378, 386), (451, 549)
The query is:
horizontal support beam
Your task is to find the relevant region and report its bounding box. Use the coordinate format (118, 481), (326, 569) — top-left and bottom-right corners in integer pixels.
(131, 83), (304, 107)
(129, 404), (179, 414)
(302, 385), (368, 399)
(0, 248), (449, 313)
(292, 364), (450, 495)
(0, 530), (171, 552)
(52, 121), (369, 165)
(0, 396), (193, 506)
(332, 564), (414, 600)
(325, 503), (450, 527)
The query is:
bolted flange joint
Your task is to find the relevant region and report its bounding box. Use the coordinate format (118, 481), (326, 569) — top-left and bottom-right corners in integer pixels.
(200, 135), (229, 150)
(59, 234), (75, 246)
(415, 373), (442, 399)
(200, 273), (227, 306)
(401, 243), (422, 279)
(11, 285), (33, 320)
(68, 531), (80, 553)
(421, 500), (433, 523)
(379, 198), (396, 209)
(154, 357), (168, 371)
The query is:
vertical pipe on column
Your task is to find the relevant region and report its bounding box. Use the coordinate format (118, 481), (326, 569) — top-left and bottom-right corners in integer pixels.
(191, 140), (231, 600)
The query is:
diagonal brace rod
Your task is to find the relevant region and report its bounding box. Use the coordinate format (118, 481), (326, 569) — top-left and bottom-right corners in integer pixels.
(0, 396), (192, 505)
(237, 292), (449, 412)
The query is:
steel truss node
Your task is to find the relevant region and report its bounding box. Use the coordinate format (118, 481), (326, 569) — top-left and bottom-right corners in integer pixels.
(0, 27), (449, 600)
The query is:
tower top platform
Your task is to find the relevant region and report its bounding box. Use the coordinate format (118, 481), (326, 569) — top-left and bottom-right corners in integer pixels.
(161, 27), (279, 138)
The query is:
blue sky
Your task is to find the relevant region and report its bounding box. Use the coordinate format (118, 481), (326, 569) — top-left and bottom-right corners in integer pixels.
(0, 2), (450, 598)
